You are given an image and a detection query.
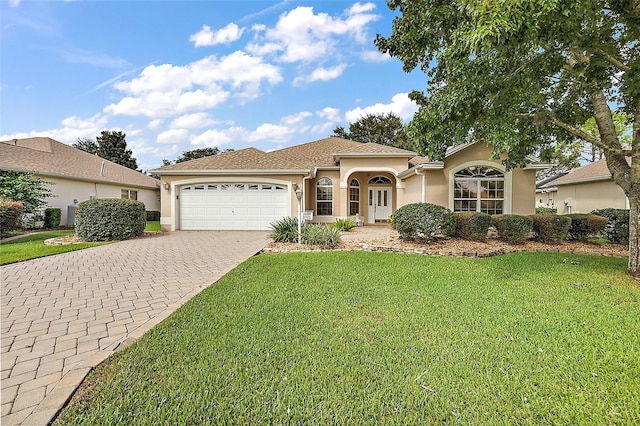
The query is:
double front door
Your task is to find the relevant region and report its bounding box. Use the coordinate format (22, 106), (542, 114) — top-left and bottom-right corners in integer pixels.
(367, 186), (392, 223)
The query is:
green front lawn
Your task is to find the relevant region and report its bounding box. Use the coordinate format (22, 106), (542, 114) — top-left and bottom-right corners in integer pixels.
(56, 251), (639, 424)
(0, 231), (107, 265)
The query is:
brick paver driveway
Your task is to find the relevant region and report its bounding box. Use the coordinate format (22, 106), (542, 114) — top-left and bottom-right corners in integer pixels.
(1, 231), (268, 425)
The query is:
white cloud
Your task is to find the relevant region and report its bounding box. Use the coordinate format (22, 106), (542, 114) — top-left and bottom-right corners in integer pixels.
(254, 4), (380, 63)
(306, 64), (347, 83)
(189, 23), (245, 47)
(317, 107), (342, 122)
(157, 128), (191, 145)
(147, 119), (163, 130)
(9, 0), (21, 7)
(0, 113), (109, 145)
(360, 50), (390, 63)
(345, 93), (419, 122)
(169, 112), (216, 129)
(105, 51), (282, 117)
(191, 128), (237, 147)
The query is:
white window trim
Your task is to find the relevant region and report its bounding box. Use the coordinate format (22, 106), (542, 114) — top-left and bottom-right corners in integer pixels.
(349, 178), (360, 216)
(316, 177), (334, 216)
(448, 161), (512, 214)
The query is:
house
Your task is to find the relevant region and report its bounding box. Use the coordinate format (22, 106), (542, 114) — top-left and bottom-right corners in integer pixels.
(152, 137), (546, 231)
(0, 137), (161, 225)
(538, 158), (629, 214)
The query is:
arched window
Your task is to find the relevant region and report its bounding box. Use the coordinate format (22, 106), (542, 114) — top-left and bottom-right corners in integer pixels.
(349, 179), (360, 216)
(368, 176), (392, 185)
(454, 166), (504, 214)
(316, 177), (333, 216)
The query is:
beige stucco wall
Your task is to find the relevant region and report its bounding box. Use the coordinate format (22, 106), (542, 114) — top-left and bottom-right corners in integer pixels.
(555, 180), (627, 214)
(39, 175), (160, 226)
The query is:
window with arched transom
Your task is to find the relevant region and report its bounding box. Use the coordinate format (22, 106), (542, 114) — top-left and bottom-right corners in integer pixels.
(349, 179), (360, 216)
(316, 177), (333, 216)
(453, 166), (504, 214)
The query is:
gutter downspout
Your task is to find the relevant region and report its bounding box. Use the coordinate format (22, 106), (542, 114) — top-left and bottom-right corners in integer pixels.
(415, 168), (426, 203)
(301, 167), (317, 213)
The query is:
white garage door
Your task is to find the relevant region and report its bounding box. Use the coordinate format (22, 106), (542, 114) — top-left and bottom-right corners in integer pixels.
(180, 183), (289, 230)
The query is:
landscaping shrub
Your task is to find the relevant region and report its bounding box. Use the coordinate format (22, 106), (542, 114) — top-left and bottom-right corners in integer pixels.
(334, 217), (356, 232)
(566, 214), (608, 241)
(492, 214), (533, 244)
(392, 203), (455, 241)
(453, 212), (491, 241)
(301, 224), (341, 246)
(536, 207), (557, 214)
(268, 217), (299, 243)
(530, 214), (572, 244)
(0, 200), (24, 237)
(592, 208), (629, 244)
(146, 210), (161, 221)
(44, 207), (62, 229)
(75, 199), (146, 242)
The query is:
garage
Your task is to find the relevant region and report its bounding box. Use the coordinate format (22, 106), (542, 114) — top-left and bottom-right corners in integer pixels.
(179, 183), (289, 230)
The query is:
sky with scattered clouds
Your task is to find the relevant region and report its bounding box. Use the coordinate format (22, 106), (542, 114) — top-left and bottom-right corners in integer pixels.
(1, 0), (426, 170)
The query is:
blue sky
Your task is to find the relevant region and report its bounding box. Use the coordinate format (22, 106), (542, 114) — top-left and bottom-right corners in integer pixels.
(1, 0), (426, 170)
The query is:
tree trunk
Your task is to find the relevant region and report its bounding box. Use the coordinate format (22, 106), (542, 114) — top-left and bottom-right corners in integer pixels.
(629, 195), (640, 278)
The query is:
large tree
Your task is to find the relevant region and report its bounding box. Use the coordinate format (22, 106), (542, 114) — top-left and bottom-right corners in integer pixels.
(375, 0), (640, 276)
(0, 170), (52, 215)
(332, 112), (416, 150)
(74, 131), (139, 170)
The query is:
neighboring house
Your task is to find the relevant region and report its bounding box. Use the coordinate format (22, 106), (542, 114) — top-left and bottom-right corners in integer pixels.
(535, 172), (568, 210)
(538, 158), (629, 214)
(152, 137), (546, 231)
(0, 137), (161, 225)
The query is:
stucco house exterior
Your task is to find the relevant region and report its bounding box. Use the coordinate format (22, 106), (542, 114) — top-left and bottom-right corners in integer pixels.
(153, 137), (546, 232)
(0, 137), (161, 225)
(538, 158), (629, 214)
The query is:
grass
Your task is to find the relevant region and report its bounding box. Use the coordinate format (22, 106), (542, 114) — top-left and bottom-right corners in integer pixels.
(145, 221), (161, 232)
(55, 251), (639, 425)
(0, 231), (107, 265)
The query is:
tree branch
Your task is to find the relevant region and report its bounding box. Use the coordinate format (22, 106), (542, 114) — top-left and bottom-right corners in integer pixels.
(514, 112), (603, 147)
(595, 48), (630, 72)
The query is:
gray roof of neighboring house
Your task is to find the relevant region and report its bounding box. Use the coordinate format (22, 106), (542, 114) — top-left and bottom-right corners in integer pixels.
(154, 137), (418, 173)
(550, 159), (613, 186)
(0, 137), (160, 189)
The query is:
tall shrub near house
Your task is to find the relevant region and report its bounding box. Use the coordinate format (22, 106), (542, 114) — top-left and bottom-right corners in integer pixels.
(0, 200), (24, 237)
(492, 215), (533, 244)
(453, 212), (491, 241)
(75, 199), (146, 241)
(530, 214), (572, 244)
(392, 203), (455, 241)
(566, 214), (608, 241)
(44, 208), (62, 229)
(592, 208), (629, 244)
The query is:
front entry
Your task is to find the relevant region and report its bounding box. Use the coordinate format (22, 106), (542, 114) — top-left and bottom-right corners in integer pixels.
(367, 186), (392, 223)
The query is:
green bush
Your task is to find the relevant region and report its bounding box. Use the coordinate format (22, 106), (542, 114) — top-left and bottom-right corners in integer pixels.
(536, 207), (557, 214)
(392, 203), (455, 241)
(530, 214), (572, 244)
(0, 200), (24, 237)
(492, 214), (533, 244)
(334, 218), (356, 232)
(592, 208), (629, 244)
(44, 207), (62, 229)
(453, 212), (492, 241)
(146, 210), (161, 221)
(268, 217), (299, 243)
(566, 214), (608, 241)
(75, 199), (146, 242)
(302, 224), (341, 246)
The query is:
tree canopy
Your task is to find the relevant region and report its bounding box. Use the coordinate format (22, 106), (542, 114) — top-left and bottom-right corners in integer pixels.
(74, 131), (139, 170)
(0, 170), (53, 215)
(332, 112), (415, 150)
(375, 0), (640, 275)
(161, 147), (227, 167)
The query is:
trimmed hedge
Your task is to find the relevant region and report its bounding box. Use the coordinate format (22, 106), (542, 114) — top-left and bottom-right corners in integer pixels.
(492, 214), (533, 244)
(592, 208), (629, 244)
(44, 207), (62, 229)
(75, 199), (146, 242)
(146, 210), (161, 221)
(536, 207), (557, 214)
(530, 214), (572, 244)
(453, 212), (491, 241)
(392, 203), (455, 241)
(0, 200), (24, 237)
(566, 214), (608, 241)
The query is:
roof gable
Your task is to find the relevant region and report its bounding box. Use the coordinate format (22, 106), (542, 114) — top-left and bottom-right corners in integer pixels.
(0, 137), (159, 189)
(552, 159), (613, 185)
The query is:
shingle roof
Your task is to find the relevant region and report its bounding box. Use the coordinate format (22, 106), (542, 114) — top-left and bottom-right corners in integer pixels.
(155, 137), (417, 173)
(552, 159), (613, 185)
(0, 137), (160, 189)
